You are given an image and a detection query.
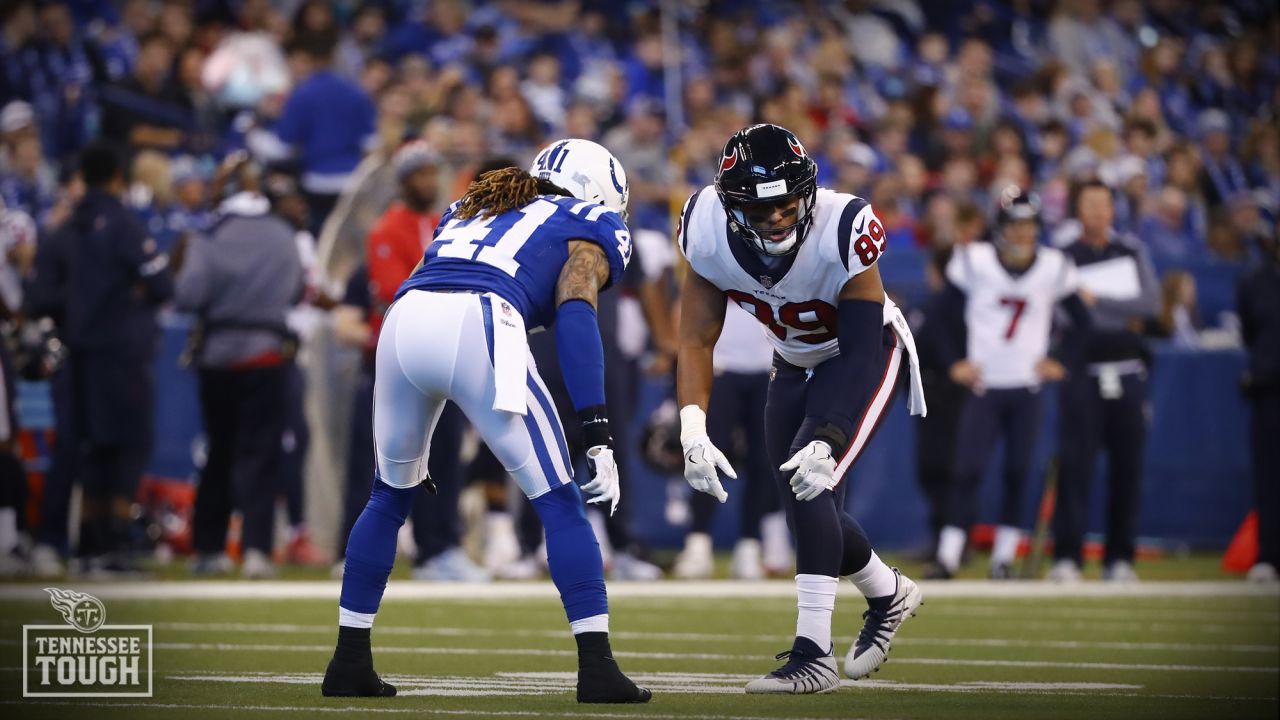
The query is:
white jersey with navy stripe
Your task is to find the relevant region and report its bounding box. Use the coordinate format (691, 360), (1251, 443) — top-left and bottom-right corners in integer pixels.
(679, 185), (890, 369)
(946, 242), (1080, 389)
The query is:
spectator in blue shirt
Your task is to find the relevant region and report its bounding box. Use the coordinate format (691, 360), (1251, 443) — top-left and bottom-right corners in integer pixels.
(250, 29), (376, 236)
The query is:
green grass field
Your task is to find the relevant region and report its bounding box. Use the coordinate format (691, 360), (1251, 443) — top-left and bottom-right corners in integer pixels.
(0, 574), (1276, 720)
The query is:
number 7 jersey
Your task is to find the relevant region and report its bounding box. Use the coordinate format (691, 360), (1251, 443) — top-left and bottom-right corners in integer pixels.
(679, 185), (889, 369)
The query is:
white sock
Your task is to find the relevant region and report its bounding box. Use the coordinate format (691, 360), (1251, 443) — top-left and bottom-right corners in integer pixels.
(570, 613), (609, 635)
(937, 525), (967, 572)
(761, 511), (792, 570)
(795, 574), (838, 650)
(0, 508), (16, 554)
(338, 607), (376, 629)
(845, 551), (897, 599)
(992, 525), (1022, 567)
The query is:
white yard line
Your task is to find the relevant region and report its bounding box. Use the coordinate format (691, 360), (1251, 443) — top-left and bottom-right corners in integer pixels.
(151, 621), (1280, 654)
(1, 580), (1276, 602)
(0, 700), (885, 720)
(128, 670), (1279, 702)
(139, 641), (1278, 673)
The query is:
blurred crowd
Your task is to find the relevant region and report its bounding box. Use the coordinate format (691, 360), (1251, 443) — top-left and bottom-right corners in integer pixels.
(0, 0), (1277, 578)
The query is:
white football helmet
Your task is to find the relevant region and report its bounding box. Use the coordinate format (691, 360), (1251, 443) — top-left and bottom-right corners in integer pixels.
(529, 139), (629, 219)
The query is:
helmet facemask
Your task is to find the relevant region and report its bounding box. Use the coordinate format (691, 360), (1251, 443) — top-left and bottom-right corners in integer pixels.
(722, 181), (817, 257)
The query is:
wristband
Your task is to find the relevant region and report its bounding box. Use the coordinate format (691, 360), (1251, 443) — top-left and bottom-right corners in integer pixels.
(812, 422), (850, 460)
(579, 404), (613, 450)
(679, 404), (707, 445)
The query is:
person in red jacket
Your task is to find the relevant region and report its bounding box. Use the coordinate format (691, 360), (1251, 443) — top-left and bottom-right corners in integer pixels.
(367, 141), (442, 325)
(359, 140), (489, 581)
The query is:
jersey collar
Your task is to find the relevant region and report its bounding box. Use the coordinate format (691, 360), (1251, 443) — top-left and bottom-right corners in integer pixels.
(726, 220), (798, 290)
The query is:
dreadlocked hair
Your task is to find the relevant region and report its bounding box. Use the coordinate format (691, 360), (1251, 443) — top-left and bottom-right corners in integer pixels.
(453, 167), (571, 220)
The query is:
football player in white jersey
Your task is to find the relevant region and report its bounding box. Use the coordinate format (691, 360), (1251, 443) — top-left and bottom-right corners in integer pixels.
(676, 124), (927, 693)
(928, 187), (1092, 580)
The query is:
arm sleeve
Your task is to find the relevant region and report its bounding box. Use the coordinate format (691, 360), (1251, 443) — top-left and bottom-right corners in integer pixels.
(800, 298), (889, 458)
(555, 298), (608, 412)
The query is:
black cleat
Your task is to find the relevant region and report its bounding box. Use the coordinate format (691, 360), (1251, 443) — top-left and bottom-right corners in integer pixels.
(576, 655), (652, 704)
(321, 656), (397, 697)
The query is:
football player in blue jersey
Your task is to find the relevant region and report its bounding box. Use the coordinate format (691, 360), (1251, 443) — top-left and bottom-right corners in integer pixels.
(322, 139), (651, 704)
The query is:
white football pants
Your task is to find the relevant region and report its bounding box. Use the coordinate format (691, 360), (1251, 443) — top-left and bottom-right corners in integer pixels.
(373, 290), (573, 499)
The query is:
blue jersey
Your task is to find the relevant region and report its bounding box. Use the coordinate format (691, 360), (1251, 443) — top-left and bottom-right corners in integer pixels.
(396, 195), (632, 329)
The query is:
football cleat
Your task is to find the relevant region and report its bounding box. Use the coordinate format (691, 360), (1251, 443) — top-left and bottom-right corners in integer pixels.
(1047, 558), (1083, 583)
(321, 656), (397, 697)
(576, 656), (652, 703)
(844, 568), (922, 680)
(989, 562), (1014, 580)
(674, 533), (714, 579)
(1102, 560), (1139, 583)
(731, 538), (765, 580)
(745, 637), (841, 694)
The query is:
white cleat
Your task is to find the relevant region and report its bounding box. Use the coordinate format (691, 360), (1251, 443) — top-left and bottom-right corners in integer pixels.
(29, 544), (65, 578)
(241, 549), (277, 580)
(674, 533), (714, 579)
(482, 512), (522, 572)
(610, 552), (663, 581)
(494, 555), (542, 580)
(1103, 560), (1140, 583)
(731, 539), (765, 580)
(1247, 562), (1278, 583)
(844, 568), (922, 680)
(413, 547), (491, 582)
(745, 638), (841, 694)
(1047, 558), (1083, 583)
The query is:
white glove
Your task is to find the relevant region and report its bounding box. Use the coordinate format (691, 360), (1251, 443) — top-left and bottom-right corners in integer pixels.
(679, 405), (737, 503)
(780, 440), (837, 501)
(582, 446), (620, 516)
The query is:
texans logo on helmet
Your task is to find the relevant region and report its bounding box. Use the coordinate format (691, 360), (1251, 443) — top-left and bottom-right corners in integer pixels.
(720, 147), (738, 172)
(787, 137), (806, 158)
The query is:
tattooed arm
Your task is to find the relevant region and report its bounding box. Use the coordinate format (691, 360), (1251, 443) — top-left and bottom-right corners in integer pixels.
(554, 239), (621, 510)
(555, 240), (612, 309)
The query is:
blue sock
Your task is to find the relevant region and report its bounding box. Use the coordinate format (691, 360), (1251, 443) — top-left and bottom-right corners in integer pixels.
(531, 482), (608, 624)
(339, 477), (416, 621)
